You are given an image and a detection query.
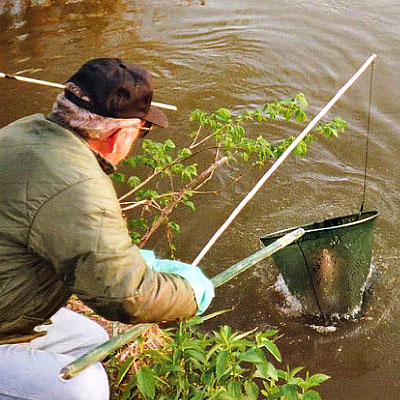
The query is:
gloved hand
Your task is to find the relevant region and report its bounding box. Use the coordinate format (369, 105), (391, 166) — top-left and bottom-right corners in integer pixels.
(140, 249), (214, 315)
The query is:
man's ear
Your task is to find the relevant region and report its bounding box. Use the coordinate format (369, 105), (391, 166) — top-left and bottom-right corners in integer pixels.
(105, 128), (122, 152)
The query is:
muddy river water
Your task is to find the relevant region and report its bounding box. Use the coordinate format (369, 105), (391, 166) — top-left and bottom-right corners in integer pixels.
(1, 1), (400, 398)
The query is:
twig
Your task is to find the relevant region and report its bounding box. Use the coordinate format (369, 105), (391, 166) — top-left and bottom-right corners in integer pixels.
(190, 125), (203, 147)
(189, 128), (221, 150)
(121, 199), (151, 212)
(138, 157), (228, 247)
(118, 170), (163, 202)
(118, 146), (225, 203)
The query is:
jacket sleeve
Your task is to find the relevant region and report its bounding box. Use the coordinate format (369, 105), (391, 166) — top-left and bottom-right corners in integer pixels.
(27, 175), (198, 323)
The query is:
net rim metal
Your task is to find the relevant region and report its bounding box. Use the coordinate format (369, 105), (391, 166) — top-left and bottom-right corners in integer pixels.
(261, 210), (378, 241)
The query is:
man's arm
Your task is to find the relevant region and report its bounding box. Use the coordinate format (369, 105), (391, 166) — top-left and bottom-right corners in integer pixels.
(28, 175), (199, 323)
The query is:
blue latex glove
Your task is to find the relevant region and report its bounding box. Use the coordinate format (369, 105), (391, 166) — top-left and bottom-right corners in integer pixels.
(140, 249), (214, 315)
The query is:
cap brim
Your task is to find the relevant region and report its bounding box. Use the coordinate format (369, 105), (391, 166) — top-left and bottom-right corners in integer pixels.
(144, 105), (169, 128)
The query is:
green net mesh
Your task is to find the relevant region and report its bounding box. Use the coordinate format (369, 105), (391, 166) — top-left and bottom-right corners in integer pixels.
(261, 211), (378, 317)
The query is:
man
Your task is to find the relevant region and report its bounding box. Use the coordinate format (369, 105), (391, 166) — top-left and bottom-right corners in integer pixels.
(0, 58), (214, 400)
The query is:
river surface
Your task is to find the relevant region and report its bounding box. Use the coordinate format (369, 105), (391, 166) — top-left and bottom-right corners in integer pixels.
(1, 1), (399, 398)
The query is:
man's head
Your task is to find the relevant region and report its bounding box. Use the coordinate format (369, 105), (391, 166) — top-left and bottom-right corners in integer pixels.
(51, 58), (168, 166)
(65, 58), (168, 128)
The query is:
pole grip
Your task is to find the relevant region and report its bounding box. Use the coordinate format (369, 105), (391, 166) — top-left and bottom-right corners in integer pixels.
(211, 228), (305, 288)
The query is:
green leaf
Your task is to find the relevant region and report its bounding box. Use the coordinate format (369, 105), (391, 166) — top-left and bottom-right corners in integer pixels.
(215, 108), (231, 122)
(258, 329), (279, 339)
(263, 340), (282, 362)
(278, 368), (288, 380)
(216, 350), (229, 379)
(266, 389), (284, 399)
(239, 348), (266, 364)
(295, 108), (307, 122)
(302, 390), (323, 400)
(233, 125), (245, 138)
(168, 222), (180, 233)
(295, 92), (309, 107)
(181, 164), (198, 182)
(228, 380), (242, 398)
(244, 381), (259, 400)
(254, 360), (278, 381)
(171, 162), (185, 174)
(116, 356), (135, 385)
(281, 384), (298, 400)
(231, 327), (257, 341)
(305, 373), (331, 387)
(123, 378), (138, 400)
(267, 361), (278, 381)
(165, 139), (176, 149)
(186, 309), (232, 327)
(186, 348), (206, 364)
(190, 109), (205, 122)
(284, 108), (292, 120)
(146, 189), (159, 199)
(112, 172), (125, 183)
(190, 390), (204, 400)
(127, 175), (141, 188)
(288, 366), (305, 378)
(183, 200), (196, 211)
(178, 148), (192, 158)
(137, 365), (155, 399)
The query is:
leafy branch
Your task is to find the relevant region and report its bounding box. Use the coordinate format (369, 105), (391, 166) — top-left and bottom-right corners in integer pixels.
(113, 93), (347, 254)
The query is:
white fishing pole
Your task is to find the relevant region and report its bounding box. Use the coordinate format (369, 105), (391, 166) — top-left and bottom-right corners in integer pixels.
(0, 72), (177, 111)
(192, 53), (377, 266)
(0, 72), (65, 89)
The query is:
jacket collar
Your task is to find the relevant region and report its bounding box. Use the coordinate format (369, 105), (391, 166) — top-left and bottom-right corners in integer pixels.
(46, 113), (116, 175)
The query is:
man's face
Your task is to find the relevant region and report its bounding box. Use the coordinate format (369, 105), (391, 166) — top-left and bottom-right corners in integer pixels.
(88, 120), (150, 166)
(110, 126), (142, 164)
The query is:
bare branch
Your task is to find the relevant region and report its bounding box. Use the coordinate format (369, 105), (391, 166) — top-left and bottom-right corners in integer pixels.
(138, 157), (228, 248)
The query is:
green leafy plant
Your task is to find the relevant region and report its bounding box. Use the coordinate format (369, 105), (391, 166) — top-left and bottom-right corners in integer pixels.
(109, 315), (330, 400)
(114, 93), (347, 254)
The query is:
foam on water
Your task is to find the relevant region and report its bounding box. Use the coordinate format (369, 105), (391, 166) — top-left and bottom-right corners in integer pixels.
(273, 262), (377, 333)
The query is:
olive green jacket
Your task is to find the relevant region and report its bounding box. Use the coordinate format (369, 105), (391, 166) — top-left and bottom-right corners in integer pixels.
(0, 114), (197, 339)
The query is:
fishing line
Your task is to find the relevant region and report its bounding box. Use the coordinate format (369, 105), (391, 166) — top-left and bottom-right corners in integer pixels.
(359, 58), (375, 218)
(297, 241), (323, 314)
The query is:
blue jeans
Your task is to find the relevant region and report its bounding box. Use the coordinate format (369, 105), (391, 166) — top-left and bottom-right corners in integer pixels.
(0, 308), (110, 400)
